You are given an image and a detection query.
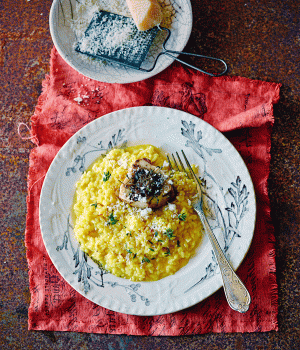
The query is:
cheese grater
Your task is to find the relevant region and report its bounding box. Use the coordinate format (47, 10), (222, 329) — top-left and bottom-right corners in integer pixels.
(75, 11), (227, 77)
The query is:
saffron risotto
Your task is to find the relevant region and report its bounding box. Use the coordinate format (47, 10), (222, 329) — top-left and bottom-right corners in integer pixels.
(73, 145), (203, 281)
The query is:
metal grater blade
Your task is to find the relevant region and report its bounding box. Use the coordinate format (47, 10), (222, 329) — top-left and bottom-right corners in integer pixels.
(75, 11), (159, 70)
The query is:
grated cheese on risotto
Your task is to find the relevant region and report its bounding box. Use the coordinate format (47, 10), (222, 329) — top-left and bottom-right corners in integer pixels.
(73, 145), (203, 282)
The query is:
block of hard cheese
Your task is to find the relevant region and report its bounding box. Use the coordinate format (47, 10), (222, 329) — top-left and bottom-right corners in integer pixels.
(125, 0), (163, 31)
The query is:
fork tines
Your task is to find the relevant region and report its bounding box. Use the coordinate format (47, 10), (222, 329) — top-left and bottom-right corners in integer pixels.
(167, 151), (195, 180)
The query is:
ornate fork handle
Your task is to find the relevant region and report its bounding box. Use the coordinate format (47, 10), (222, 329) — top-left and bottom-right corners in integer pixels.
(193, 202), (251, 313)
(171, 150), (251, 313)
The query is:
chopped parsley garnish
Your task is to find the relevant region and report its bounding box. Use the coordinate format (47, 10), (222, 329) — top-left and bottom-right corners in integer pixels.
(149, 248), (155, 252)
(154, 231), (159, 237)
(125, 244), (136, 258)
(164, 228), (175, 240)
(177, 240), (180, 247)
(91, 203), (98, 208)
(126, 251), (137, 259)
(142, 257), (150, 263)
(103, 171), (111, 182)
(126, 232), (132, 237)
(178, 213), (187, 221)
(107, 212), (118, 225)
(164, 248), (171, 256)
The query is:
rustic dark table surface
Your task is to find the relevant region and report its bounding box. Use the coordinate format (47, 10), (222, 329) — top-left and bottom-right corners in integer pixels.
(1, 0), (299, 349)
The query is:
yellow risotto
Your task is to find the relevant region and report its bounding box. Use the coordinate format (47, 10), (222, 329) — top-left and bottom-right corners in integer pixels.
(73, 145), (203, 281)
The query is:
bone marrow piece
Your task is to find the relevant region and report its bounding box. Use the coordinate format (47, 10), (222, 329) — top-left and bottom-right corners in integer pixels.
(119, 158), (175, 209)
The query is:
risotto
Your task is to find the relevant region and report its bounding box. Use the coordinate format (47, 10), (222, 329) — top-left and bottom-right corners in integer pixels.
(73, 145), (203, 281)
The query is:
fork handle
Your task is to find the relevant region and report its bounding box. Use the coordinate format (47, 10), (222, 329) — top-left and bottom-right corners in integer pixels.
(194, 205), (251, 313)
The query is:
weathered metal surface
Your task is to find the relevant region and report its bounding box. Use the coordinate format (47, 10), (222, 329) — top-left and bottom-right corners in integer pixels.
(0, 0), (299, 349)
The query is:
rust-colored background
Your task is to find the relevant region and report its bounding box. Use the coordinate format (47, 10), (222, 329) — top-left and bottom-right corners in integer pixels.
(0, 0), (299, 349)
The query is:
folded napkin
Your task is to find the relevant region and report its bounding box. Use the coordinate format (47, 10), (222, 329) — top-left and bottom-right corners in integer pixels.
(26, 47), (280, 335)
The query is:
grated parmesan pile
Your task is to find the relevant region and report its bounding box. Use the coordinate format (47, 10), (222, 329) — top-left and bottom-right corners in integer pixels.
(70, 0), (132, 39)
(77, 14), (137, 57)
(69, 0), (176, 67)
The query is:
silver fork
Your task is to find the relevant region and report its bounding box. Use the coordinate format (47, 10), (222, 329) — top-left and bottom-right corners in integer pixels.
(168, 150), (251, 313)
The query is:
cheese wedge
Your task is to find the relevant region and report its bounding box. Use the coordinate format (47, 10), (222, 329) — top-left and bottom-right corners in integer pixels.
(125, 0), (163, 31)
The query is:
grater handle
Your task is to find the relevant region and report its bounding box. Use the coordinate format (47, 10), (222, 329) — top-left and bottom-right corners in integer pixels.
(162, 50), (227, 77)
(162, 51), (228, 77)
(159, 26), (227, 77)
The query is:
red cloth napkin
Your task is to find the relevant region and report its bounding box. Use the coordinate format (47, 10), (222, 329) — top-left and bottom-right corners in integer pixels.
(26, 47), (280, 335)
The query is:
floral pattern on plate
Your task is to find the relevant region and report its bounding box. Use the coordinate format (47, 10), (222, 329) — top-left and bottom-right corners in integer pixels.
(39, 106), (256, 315)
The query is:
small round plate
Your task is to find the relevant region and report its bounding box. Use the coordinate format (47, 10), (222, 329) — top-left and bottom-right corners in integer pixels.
(49, 0), (193, 84)
(39, 106), (256, 316)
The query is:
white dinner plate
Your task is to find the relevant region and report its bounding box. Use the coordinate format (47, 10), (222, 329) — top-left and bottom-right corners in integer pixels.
(49, 0), (193, 84)
(39, 106), (256, 315)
